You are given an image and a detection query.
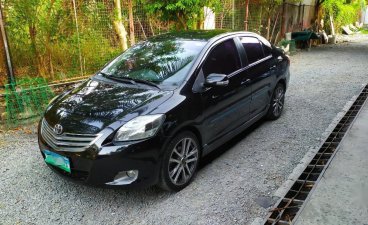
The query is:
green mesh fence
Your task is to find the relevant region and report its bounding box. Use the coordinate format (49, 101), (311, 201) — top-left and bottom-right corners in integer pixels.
(4, 78), (55, 128)
(278, 39), (297, 54)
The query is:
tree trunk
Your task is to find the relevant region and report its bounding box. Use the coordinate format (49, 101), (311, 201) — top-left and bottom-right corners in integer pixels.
(245, 0), (249, 31)
(113, 0), (128, 51)
(149, 18), (155, 36)
(197, 9), (204, 30)
(128, 0), (135, 46)
(259, 6), (263, 33)
(270, 11), (279, 43)
(176, 12), (187, 30)
(45, 0), (56, 79)
(330, 14), (335, 35)
(196, 17), (203, 30)
(314, 0), (321, 22)
(28, 23), (44, 77)
(280, 0), (286, 38)
(220, 12), (224, 29)
(136, 16), (147, 39)
(266, 15), (271, 40)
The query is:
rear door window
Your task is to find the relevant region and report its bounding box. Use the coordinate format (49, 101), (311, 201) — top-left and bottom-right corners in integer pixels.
(240, 37), (264, 64)
(202, 39), (241, 76)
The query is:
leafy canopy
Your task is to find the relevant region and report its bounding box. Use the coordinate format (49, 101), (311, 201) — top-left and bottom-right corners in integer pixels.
(143, 0), (222, 29)
(322, 0), (364, 31)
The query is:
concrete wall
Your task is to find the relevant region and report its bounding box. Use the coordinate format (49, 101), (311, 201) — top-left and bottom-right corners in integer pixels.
(300, 0), (316, 6)
(286, 0), (316, 6)
(283, 2), (317, 32)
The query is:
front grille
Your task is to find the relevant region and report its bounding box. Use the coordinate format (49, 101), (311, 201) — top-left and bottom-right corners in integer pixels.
(41, 119), (99, 152)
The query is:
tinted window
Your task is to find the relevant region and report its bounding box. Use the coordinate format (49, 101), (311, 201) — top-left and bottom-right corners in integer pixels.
(100, 40), (206, 86)
(202, 39), (241, 76)
(262, 42), (272, 56)
(258, 35), (273, 57)
(240, 37), (264, 64)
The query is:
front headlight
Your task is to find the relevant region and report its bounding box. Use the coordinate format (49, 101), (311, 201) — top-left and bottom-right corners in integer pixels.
(114, 114), (165, 141)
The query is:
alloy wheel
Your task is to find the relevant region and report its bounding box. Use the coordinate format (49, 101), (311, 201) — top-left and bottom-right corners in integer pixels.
(168, 137), (199, 186)
(272, 86), (285, 117)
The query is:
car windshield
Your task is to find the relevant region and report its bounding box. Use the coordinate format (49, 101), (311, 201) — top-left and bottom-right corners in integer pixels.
(100, 39), (206, 88)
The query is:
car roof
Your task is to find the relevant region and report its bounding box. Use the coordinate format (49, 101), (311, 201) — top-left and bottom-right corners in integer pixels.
(148, 30), (259, 42)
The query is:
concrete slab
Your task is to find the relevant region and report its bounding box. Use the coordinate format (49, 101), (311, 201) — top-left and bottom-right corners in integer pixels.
(295, 102), (368, 225)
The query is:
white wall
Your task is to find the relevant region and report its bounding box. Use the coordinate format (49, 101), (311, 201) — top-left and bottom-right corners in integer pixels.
(203, 7), (215, 30)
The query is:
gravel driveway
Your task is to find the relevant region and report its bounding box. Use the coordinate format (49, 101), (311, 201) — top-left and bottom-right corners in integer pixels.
(1, 36), (368, 225)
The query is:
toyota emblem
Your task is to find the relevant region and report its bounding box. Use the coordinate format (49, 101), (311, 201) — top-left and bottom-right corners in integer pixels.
(53, 124), (63, 135)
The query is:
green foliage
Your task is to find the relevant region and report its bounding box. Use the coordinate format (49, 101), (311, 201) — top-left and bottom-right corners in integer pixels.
(322, 0), (363, 33)
(142, 0), (221, 29)
(80, 33), (122, 75)
(3, 0), (122, 84)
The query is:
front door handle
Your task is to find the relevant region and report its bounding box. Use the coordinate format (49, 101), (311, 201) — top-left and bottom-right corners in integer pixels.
(270, 65), (277, 70)
(241, 79), (251, 85)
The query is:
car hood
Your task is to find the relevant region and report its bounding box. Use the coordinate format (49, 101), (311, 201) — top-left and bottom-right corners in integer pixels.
(44, 79), (173, 134)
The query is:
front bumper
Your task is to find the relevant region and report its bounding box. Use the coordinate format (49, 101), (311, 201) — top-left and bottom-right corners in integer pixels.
(38, 132), (164, 188)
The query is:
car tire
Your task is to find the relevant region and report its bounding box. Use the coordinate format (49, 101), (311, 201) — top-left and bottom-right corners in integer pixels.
(266, 83), (285, 120)
(158, 131), (200, 192)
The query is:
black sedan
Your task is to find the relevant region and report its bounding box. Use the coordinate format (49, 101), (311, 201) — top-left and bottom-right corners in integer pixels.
(38, 30), (290, 191)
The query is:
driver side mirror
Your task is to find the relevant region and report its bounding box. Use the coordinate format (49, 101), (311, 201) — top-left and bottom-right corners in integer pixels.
(204, 73), (229, 88)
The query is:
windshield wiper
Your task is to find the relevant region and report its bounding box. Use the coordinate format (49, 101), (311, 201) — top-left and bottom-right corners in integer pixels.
(99, 72), (136, 85)
(125, 77), (161, 89)
(99, 72), (160, 89)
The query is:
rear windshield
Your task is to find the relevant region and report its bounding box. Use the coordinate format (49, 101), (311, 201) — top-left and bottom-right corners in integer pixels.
(100, 39), (206, 87)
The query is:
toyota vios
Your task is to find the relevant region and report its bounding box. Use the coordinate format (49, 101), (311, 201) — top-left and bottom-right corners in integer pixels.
(38, 30), (290, 191)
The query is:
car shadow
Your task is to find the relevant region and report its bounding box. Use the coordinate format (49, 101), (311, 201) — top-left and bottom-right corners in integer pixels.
(198, 117), (267, 170)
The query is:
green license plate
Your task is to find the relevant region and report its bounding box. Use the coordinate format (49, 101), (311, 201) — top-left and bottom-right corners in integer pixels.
(43, 150), (71, 173)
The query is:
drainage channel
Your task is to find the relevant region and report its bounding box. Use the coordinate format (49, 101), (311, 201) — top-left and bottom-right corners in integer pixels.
(264, 84), (368, 225)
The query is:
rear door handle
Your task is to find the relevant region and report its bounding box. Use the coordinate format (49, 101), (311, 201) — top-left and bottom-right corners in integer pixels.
(270, 65), (277, 70)
(241, 79), (251, 85)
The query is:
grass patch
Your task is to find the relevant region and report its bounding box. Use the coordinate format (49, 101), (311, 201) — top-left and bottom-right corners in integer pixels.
(360, 29), (368, 34)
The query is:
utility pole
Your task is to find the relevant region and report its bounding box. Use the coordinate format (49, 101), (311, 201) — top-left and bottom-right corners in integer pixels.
(0, 3), (15, 85)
